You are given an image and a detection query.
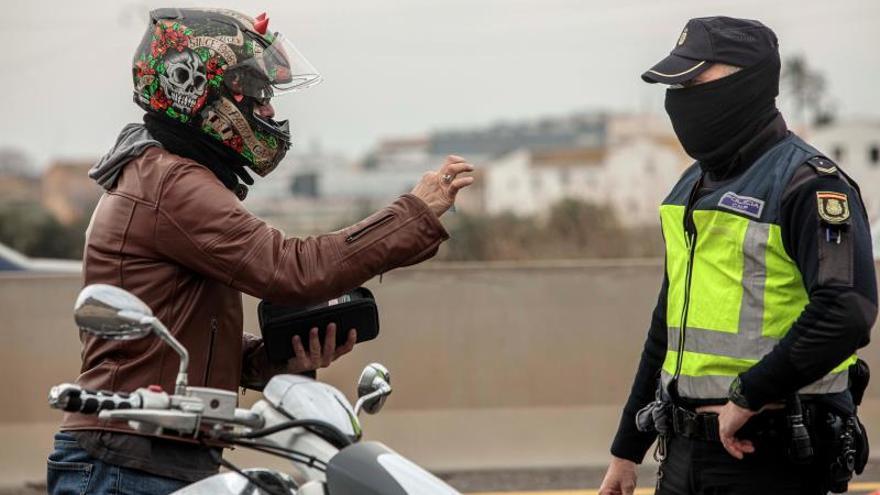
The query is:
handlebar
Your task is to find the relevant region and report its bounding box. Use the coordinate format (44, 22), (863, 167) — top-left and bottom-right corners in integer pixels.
(47, 380), (345, 480)
(49, 383), (142, 413)
(49, 383), (263, 434)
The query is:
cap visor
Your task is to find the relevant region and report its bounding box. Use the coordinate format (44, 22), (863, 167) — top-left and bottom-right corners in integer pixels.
(641, 54), (710, 84)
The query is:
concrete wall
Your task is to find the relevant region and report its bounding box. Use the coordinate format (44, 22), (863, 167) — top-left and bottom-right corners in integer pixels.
(2, 261), (880, 486)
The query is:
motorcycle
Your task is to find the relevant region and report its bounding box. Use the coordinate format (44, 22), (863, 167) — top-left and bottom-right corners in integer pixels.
(48, 284), (461, 495)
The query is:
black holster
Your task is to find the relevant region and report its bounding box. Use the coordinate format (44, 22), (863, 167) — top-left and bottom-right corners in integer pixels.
(812, 409), (867, 493)
(849, 358), (870, 407)
(811, 358), (871, 493)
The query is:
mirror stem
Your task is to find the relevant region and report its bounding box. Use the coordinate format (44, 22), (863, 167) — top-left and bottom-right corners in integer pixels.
(144, 317), (190, 394)
(354, 382), (391, 416)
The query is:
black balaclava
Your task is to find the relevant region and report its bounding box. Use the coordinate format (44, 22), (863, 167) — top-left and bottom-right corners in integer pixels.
(143, 113), (254, 200)
(664, 52), (781, 179)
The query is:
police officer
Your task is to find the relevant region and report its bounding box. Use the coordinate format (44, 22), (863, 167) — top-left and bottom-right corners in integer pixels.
(599, 17), (877, 495)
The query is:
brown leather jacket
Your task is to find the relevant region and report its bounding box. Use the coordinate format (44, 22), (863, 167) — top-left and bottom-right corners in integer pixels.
(62, 146), (448, 433)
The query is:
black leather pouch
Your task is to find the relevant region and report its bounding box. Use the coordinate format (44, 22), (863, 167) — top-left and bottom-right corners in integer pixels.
(258, 287), (380, 364)
(849, 358), (870, 406)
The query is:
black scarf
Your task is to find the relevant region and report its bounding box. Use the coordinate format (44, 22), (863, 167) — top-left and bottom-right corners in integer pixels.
(143, 113), (254, 199)
(664, 53), (781, 179)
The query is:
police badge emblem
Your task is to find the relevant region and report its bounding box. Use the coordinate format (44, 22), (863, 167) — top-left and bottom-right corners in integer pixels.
(677, 27), (688, 46)
(816, 191), (850, 224)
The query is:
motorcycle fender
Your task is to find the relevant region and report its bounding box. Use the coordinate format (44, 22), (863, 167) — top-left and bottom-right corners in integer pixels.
(326, 442), (459, 495)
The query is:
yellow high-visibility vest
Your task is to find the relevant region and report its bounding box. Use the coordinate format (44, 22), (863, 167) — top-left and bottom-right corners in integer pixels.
(660, 134), (855, 400)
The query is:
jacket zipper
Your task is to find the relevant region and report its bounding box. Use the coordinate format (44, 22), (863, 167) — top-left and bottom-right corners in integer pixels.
(673, 230), (696, 383)
(345, 214), (394, 243)
(673, 176), (703, 385)
(204, 317), (218, 386)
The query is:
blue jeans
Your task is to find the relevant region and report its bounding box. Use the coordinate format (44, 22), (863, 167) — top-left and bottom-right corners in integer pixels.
(47, 432), (188, 495)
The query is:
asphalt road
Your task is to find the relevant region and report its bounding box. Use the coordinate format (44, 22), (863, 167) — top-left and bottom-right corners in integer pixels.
(436, 463), (880, 494)
(7, 463), (880, 494)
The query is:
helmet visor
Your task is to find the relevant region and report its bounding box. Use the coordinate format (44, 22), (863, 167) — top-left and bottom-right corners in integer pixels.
(224, 32), (322, 99)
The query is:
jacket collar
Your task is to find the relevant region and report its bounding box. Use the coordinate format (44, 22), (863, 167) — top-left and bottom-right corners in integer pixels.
(708, 113), (789, 182)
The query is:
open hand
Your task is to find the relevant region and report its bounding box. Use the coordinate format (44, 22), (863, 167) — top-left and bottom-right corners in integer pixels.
(598, 456), (637, 495)
(286, 323), (356, 374)
(410, 155), (475, 217)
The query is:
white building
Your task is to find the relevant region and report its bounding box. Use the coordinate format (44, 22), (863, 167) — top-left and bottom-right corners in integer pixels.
(245, 145), (352, 202)
(365, 136), (433, 172)
(597, 136), (690, 226)
(247, 144), (424, 205)
(478, 113), (688, 227)
(480, 136), (687, 227)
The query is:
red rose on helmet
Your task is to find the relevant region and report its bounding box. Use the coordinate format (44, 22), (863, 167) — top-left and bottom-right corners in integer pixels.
(150, 89), (171, 111)
(151, 22), (190, 57)
(150, 42), (164, 58)
(225, 135), (244, 153)
(205, 58), (225, 84)
(165, 29), (189, 52)
(135, 60), (155, 78)
(206, 58), (222, 74)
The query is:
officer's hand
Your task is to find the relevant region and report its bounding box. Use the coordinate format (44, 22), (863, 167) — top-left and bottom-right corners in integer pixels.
(698, 402), (757, 459)
(598, 456), (637, 495)
(410, 155), (475, 217)
(287, 323), (357, 373)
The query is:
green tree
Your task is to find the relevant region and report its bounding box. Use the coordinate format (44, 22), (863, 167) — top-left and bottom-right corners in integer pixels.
(0, 202), (88, 260)
(439, 198), (661, 261)
(545, 198), (625, 257)
(439, 212), (491, 261)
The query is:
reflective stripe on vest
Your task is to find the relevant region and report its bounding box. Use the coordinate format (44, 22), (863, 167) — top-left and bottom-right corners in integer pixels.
(661, 368), (850, 399)
(659, 141), (856, 400)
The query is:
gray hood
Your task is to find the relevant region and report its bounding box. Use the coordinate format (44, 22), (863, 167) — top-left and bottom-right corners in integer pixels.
(89, 123), (160, 190)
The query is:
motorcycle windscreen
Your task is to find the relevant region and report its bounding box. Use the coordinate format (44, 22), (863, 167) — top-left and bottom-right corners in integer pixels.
(327, 442), (460, 495)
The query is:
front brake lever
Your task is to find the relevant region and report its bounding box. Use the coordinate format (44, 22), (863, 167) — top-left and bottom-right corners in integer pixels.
(99, 409), (200, 436)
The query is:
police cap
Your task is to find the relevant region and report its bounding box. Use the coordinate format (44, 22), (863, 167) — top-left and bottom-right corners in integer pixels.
(642, 16), (779, 84)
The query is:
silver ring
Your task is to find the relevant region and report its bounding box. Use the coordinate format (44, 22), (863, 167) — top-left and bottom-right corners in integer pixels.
(441, 174), (453, 184)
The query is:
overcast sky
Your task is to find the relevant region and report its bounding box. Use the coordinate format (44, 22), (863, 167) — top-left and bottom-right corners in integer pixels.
(1, 0), (878, 168)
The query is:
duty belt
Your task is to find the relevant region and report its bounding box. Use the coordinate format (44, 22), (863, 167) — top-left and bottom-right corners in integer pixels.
(671, 406), (720, 441)
(669, 405), (792, 442)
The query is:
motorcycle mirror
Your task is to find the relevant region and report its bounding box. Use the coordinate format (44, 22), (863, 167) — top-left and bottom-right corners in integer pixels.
(73, 284), (190, 394)
(74, 284), (155, 340)
(354, 363), (392, 416)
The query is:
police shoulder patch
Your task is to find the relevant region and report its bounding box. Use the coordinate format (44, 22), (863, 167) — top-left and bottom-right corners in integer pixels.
(816, 191), (850, 224)
(806, 156), (838, 176)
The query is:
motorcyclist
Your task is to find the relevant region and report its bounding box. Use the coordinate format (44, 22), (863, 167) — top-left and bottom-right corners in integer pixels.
(47, 8), (474, 494)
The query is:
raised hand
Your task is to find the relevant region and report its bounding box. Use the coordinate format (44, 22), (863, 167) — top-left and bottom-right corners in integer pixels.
(410, 155), (476, 217)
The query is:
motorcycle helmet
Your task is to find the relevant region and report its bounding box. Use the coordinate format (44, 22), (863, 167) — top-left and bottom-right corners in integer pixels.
(132, 8), (321, 176)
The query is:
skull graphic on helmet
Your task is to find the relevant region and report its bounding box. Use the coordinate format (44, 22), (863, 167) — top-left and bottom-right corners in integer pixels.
(132, 9), (322, 176)
(159, 49), (207, 114)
